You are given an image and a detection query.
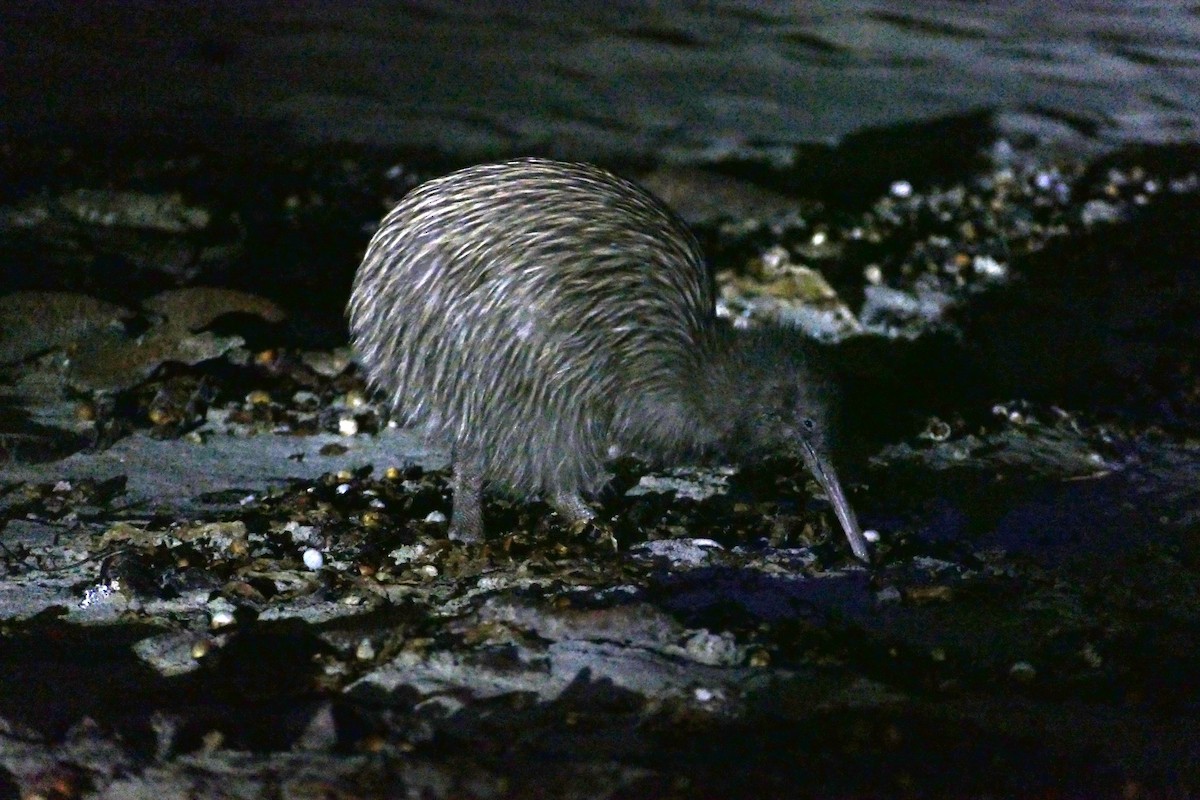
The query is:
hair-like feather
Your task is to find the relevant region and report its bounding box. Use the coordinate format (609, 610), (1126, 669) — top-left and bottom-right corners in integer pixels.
(348, 157), (868, 559)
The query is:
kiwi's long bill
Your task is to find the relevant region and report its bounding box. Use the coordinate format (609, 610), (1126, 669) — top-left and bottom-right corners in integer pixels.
(798, 440), (871, 563)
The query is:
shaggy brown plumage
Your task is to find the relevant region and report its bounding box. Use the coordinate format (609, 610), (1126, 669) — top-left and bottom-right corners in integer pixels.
(349, 158), (868, 561)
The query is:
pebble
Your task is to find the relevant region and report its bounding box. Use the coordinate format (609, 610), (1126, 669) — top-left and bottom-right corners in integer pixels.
(246, 389), (272, 406)
(889, 180), (913, 198)
(972, 254), (1007, 278)
(78, 579), (121, 610)
(210, 609), (235, 629)
(390, 543), (429, 564)
(875, 585), (902, 604)
(338, 417), (359, 436)
(682, 629), (742, 667)
(303, 548), (324, 570)
(1081, 198), (1121, 225)
(284, 521), (320, 545)
(923, 418), (952, 442)
(1009, 661), (1037, 683)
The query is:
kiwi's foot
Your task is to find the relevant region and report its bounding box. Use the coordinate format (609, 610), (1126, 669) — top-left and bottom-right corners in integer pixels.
(550, 491), (616, 551)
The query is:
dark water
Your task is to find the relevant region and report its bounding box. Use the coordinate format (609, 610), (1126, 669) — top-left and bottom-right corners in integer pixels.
(3, 1), (1199, 161)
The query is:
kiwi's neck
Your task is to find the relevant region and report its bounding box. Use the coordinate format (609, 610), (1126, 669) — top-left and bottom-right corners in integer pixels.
(677, 326), (780, 455)
(609, 326), (737, 459)
(688, 328), (752, 445)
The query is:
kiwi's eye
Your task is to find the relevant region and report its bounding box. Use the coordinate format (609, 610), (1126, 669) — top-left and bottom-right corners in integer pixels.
(802, 417), (816, 432)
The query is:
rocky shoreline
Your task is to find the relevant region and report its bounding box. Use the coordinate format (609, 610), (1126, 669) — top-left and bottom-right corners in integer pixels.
(2, 126), (1199, 798)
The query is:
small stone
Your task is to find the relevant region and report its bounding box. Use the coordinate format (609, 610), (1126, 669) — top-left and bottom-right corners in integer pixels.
(246, 389), (272, 406)
(1009, 661), (1037, 683)
(947, 252), (971, 273)
(191, 639), (212, 660)
(201, 730), (224, 752)
(390, 543), (428, 564)
(355, 638), (376, 661)
(210, 609), (235, 629)
(424, 510), (447, 524)
(298, 347), (351, 377)
(863, 529), (880, 543)
(759, 245), (789, 274)
(338, 417), (359, 436)
(889, 180), (913, 198)
(303, 548), (324, 570)
(1081, 198), (1121, 225)
(681, 629), (741, 667)
(283, 521), (319, 545)
(972, 254), (1006, 278)
(922, 418), (952, 442)
(875, 585), (902, 604)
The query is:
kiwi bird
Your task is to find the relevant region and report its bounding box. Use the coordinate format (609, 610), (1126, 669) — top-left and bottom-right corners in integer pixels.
(348, 157), (870, 561)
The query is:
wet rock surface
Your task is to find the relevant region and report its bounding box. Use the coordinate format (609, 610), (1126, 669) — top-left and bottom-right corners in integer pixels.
(2, 128), (1199, 798)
